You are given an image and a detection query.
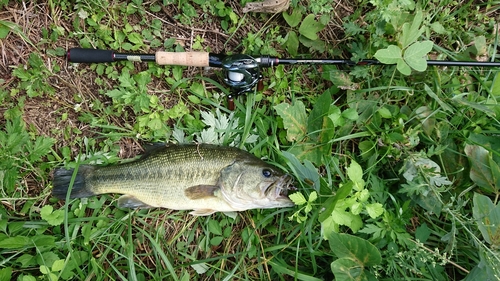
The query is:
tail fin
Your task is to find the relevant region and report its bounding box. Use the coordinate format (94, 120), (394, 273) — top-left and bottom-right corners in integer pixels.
(52, 165), (96, 199)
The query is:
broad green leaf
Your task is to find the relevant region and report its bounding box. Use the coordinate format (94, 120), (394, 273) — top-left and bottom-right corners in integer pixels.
(319, 181), (354, 223)
(308, 91), (333, 142)
(468, 133), (500, 164)
(21, 276), (36, 281)
(210, 236), (223, 246)
(489, 156), (500, 191)
(330, 258), (364, 281)
(396, 59), (412, 75)
(51, 260), (66, 272)
(288, 142), (324, 165)
(473, 193), (500, 246)
(308, 191), (318, 203)
(0, 267), (12, 281)
(0, 236), (30, 249)
(299, 14), (325, 40)
(331, 208), (363, 233)
(404, 41), (433, 72)
(465, 144), (499, 193)
(40, 205), (65, 226)
(299, 35), (326, 52)
(281, 151), (320, 191)
(373, 45), (402, 64)
(189, 82), (206, 96)
(39, 252), (59, 268)
(351, 202), (362, 215)
(289, 192), (307, 205)
(187, 95), (201, 104)
(400, 10), (424, 48)
(347, 161), (365, 191)
(127, 32), (143, 45)
(16, 254), (36, 268)
(208, 219), (222, 236)
(365, 203), (384, 219)
(274, 101), (307, 142)
(32, 235), (56, 248)
(415, 223), (431, 243)
(342, 108), (359, 121)
(464, 249), (500, 280)
(0, 219), (6, 234)
(134, 71), (152, 88)
(431, 22), (446, 34)
(283, 9), (302, 27)
(329, 106), (344, 127)
(327, 232), (382, 266)
(465, 262), (497, 281)
(173, 66), (183, 81)
(321, 216), (339, 239)
(491, 72), (500, 97)
(39, 265), (51, 275)
(357, 189), (370, 202)
(377, 107), (392, 119)
(284, 31), (299, 57)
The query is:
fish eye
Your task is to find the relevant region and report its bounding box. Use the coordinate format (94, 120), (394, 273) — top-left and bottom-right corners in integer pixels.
(262, 169), (272, 178)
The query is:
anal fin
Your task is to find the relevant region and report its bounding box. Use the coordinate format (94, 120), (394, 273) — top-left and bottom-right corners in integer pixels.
(117, 195), (153, 209)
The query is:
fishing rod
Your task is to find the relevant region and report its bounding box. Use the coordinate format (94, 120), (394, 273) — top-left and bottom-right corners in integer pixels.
(67, 48), (500, 105)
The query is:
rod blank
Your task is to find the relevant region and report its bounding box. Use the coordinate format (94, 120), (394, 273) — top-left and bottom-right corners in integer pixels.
(67, 48), (500, 68)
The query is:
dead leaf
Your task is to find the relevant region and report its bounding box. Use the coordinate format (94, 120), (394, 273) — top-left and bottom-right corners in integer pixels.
(243, 0), (290, 13)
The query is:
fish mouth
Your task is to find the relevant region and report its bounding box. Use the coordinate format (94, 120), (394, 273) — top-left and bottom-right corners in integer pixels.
(265, 174), (296, 201)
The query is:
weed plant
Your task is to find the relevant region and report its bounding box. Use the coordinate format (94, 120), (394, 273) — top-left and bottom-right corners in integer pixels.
(1, 0), (499, 280)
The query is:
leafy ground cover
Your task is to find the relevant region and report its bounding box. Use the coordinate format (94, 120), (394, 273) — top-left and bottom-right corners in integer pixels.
(1, 0), (500, 280)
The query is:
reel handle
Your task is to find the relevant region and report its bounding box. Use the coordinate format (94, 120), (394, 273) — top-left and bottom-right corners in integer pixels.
(67, 48), (211, 66)
(156, 51), (210, 67)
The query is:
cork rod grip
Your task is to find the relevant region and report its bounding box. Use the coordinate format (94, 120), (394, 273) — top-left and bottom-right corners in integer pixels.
(155, 52), (210, 67)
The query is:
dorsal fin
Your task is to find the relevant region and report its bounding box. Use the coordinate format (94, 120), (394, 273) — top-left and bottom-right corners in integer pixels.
(139, 143), (168, 159)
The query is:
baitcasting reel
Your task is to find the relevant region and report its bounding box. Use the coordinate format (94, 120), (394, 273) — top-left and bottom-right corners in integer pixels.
(221, 54), (262, 96)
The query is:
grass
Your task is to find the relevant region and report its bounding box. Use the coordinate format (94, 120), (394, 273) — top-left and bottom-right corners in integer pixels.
(1, 0), (500, 280)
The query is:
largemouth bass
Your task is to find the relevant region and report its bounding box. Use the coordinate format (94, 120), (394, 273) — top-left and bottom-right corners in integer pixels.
(52, 144), (294, 216)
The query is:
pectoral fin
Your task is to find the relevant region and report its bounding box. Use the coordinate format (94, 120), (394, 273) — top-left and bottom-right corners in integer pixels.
(189, 209), (217, 216)
(184, 185), (220, 200)
(117, 195), (153, 209)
